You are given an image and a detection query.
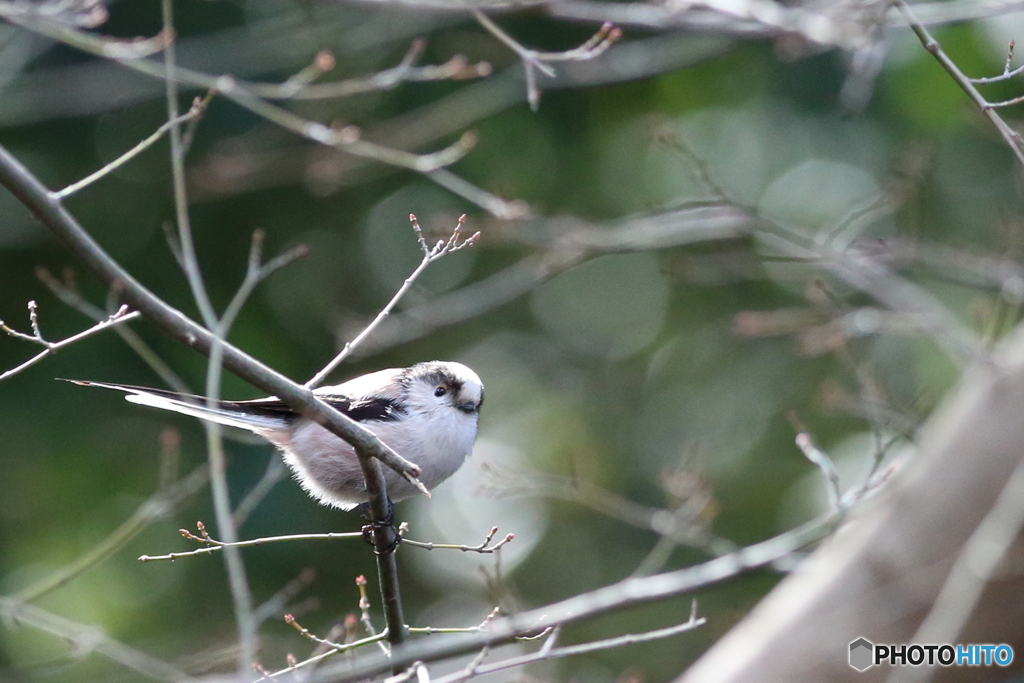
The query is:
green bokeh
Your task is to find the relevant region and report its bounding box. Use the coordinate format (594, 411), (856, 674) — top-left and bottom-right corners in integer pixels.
(0, 3), (1005, 681)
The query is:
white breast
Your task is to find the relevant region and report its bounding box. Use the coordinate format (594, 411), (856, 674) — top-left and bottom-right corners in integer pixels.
(277, 409), (478, 510)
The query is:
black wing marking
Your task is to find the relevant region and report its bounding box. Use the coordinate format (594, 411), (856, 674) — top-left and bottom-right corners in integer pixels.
(228, 394), (405, 423)
(339, 396), (405, 422)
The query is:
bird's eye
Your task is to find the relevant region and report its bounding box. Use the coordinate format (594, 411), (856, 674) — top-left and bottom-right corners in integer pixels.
(434, 386), (448, 397)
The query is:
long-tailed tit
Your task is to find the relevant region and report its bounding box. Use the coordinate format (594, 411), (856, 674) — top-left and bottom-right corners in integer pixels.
(71, 361), (484, 512)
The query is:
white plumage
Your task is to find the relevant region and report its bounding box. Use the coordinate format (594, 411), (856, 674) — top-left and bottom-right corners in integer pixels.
(73, 361), (484, 510)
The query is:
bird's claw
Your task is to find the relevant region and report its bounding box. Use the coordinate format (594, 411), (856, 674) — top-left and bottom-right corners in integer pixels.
(357, 498), (400, 554)
(361, 521), (401, 554)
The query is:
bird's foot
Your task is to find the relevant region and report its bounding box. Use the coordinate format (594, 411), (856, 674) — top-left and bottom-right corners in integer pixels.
(357, 498), (401, 555)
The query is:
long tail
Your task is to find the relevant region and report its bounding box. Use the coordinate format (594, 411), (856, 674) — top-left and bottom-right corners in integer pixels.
(65, 380), (287, 434)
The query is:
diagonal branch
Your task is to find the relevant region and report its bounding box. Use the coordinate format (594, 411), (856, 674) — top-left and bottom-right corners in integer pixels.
(318, 512), (837, 681)
(1, 303), (140, 381)
(895, 0), (1024, 167)
(0, 597), (190, 682)
(0, 140), (420, 651)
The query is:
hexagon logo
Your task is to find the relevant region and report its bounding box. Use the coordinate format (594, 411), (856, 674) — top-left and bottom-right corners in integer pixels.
(849, 637), (874, 671)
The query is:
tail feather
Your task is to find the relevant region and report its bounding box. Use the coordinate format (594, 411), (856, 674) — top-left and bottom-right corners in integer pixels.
(65, 380), (287, 434)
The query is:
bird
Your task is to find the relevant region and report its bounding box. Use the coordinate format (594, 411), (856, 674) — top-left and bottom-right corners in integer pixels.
(69, 361), (484, 513)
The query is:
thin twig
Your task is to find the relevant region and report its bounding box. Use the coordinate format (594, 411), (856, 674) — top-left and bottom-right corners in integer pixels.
(138, 524), (363, 562)
(53, 96), (210, 199)
(0, 65), (420, 683)
(356, 574), (393, 656)
(429, 602), (705, 683)
(410, 607), (501, 636)
(210, 73), (481, 172)
(285, 613), (388, 653)
(787, 412), (843, 514)
(233, 457), (290, 527)
(895, 0), (1024, 167)
(306, 214), (479, 388)
(15, 464), (208, 602)
(158, 1), (254, 672)
(254, 40), (492, 100)
(35, 266), (193, 395)
(403, 526), (515, 553)
(0, 8), (170, 57)
(352, 204), (754, 356)
(0, 303), (140, 382)
(219, 229), (309, 337)
(2, 14), (517, 216)
(472, 12), (619, 110)
(967, 39), (1024, 84)
(260, 607), (500, 680)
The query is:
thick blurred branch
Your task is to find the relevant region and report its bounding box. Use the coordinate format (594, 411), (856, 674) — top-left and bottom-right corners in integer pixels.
(14, 462), (208, 603)
(677, 321), (1024, 682)
(0, 597), (190, 682)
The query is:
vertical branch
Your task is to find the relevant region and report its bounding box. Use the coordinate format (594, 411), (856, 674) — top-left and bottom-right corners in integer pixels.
(162, 0), (216, 328)
(161, 0), (255, 674)
(370, 462), (408, 656)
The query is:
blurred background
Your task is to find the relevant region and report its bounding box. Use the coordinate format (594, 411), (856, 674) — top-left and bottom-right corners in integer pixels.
(2, 1), (1023, 681)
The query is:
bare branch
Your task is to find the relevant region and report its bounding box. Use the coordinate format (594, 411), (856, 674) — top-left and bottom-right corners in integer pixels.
(0, 7), (171, 57)
(967, 39), (1024, 84)
(408, 607), (501, 636)
(1, 8), (513, 216)
(0, 142), (428, 494)
(895, 0), (1024, 167)
(306, 214), (479, 388)
(0, 596), (189, 682)
(318, 512), (837, 680)
(892, 447), (1024, 683)
(137, 522), (363, 562)
(14, 462), (207, 603)
(252, 40), (492, 100)
(0, 302), (140, 382)
(353, 204), (754, 356)
(427, 602), (705, 683)
(787, 412), (843, 515)
(53, 95), (210, 199)
(285, 613), (388, 653)
(473, 12), (619, 110)
(356, 574), (393, 656)
(35, 266), (194, 395)
(402, 526), (515, 553)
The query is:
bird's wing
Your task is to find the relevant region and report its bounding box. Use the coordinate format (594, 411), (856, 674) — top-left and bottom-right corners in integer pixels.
(235, 393), (405, 422)
(65, 379), (404, 430)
